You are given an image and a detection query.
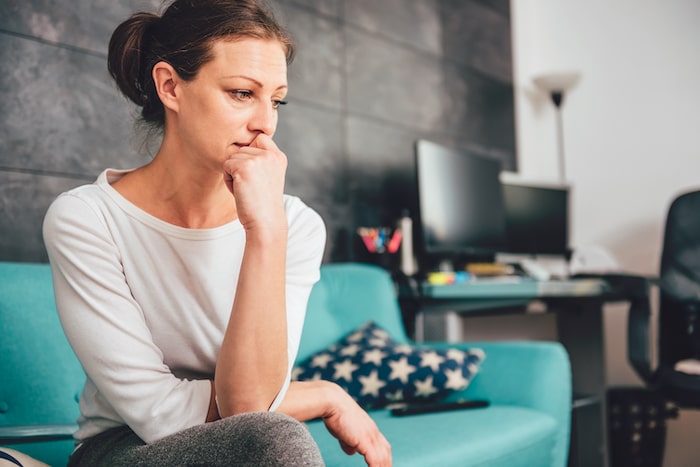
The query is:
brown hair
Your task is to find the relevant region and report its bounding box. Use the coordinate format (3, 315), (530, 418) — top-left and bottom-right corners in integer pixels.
(107, 0), (294, 128)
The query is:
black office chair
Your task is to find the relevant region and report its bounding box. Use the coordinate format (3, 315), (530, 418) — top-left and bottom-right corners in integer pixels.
(628, 189), (700, 403)
(607, 189), (700, 466)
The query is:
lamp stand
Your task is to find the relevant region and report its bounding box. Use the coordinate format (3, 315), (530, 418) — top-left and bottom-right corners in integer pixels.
(532, 71), (581, 185)
(551, 91), (566, 184)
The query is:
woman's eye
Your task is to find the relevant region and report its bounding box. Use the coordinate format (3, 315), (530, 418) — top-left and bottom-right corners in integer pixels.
(230, 90), (253, 101)
(272, 99), (288, 110)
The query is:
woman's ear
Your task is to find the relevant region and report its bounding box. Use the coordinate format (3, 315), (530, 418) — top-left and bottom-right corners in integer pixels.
(152, 62), (180, 113)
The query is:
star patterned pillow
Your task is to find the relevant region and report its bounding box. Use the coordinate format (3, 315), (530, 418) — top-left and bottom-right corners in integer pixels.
(291, 321), (485, 410)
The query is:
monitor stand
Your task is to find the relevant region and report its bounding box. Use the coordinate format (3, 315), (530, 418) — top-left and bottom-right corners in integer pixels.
(437, 259), (455, 272)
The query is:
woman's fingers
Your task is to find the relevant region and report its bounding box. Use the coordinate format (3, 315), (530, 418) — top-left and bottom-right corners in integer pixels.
(323, 398), (392, 467)
(222, 134), (288, 231)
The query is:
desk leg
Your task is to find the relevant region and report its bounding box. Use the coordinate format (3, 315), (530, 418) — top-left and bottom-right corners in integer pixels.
(415, 311), (424, 343)
(416, 311), (463, 343)
(555, 300), (609, 467)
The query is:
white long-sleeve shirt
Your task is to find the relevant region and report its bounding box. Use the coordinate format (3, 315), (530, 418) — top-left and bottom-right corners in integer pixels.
(43, 169), (326, 444)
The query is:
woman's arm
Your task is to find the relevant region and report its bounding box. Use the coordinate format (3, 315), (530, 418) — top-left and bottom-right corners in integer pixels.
(277, 381), (392, 467)
(44, 194), (213, 444)
(216, 133), (290, 415)
(214, 225), (289, 415)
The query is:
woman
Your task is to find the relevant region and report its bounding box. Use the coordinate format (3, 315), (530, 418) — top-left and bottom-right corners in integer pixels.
(42, 0), (391, 465)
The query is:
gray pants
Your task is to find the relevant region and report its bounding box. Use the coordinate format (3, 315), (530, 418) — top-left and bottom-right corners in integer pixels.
(67, 412), (325, 466)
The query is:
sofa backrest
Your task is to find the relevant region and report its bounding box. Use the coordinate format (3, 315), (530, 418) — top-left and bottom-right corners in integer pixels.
(0, 262), (84, 428)
(0, 261), (83, 465)
(0, 261), (407, 427)
(296, 263), (409, 363)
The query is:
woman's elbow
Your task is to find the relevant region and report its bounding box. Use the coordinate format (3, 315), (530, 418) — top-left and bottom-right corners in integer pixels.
(215, 375), (286, 417)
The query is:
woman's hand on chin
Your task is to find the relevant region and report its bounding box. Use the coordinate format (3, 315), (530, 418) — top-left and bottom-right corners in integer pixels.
(223, 134), (288, 237)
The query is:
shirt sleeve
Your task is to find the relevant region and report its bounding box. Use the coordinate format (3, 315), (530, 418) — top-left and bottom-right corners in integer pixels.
(43, 194), (211, 444)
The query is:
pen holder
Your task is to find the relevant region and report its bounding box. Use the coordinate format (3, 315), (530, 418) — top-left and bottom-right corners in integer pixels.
(355, 226), (402, 271)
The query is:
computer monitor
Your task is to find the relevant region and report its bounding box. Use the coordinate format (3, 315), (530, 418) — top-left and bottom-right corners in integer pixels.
(414, 140), (507, 268)
(502, 181), (569, 257)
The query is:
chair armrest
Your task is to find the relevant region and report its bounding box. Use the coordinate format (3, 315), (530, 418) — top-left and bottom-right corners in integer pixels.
(0, 424), (77, 444)
(603, 274), (655, 384)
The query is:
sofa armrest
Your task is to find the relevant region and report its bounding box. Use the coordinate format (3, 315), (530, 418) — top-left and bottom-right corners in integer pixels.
(425, 340), (571, 467)
(427, 340), (570, 411)
(0, 424), (77, 444)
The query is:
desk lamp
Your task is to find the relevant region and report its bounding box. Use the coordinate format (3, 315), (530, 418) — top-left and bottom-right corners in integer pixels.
(533, 71), (581, 184)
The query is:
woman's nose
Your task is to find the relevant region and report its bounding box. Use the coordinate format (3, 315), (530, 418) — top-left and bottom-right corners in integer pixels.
(248, 102), (277, 136)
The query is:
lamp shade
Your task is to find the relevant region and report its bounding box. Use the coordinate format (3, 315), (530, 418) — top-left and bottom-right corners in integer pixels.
(532, 71), (582, 93)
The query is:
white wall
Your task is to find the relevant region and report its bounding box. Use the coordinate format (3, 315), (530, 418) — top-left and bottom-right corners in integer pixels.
(512, 0), (700, 274)
(511, 1), (700, 465)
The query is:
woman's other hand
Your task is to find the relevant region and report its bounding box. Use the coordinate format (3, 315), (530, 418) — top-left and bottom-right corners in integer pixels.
(322, 386), (392, 467)
(278, 381), (392, 467)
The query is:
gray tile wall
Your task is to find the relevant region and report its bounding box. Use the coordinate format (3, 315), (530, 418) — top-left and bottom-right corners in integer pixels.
(0, 0), (514, 263)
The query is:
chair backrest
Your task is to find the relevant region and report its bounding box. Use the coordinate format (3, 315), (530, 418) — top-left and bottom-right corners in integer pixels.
(0, 261), (84, 465)
(296, 263), (409, 363)
(658, 190), (700, 367)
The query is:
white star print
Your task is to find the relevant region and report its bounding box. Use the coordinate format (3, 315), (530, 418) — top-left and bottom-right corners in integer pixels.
(310, 353), (334, 368)
(308, 372), (323, 382)
(340, 343), (362, 357)
(363, 348), (387, 365)
(414, 375), (439, 397)
(359, 370), (387, 397)
(446, 348), (467, 363)
(291, 366), (304, 380)
(394, 345), (414, 354)
(388, 356), (417, 383)
(420, 351), (445, 371)
(444, 368), (469, 390)
(372, 327), (390, 340)
(346, 330), (364, 342)
(386, 389), (404, 402)
(333, 359), (359, 382)
(369, 337), (390, 347)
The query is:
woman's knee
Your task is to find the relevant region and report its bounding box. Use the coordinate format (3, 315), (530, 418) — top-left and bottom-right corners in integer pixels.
(225, 412), (324, 466)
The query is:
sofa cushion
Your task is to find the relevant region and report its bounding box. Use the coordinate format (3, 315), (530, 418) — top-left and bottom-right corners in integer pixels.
(292, 321), (485, 409)
(306, 405), (558, 467)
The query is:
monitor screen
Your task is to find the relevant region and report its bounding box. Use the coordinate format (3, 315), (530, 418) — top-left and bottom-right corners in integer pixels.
(415, 140), (507, 263)
(502, 181), (569, 256)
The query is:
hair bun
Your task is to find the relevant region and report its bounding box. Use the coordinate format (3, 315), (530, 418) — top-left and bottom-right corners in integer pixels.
(107, 12), (160, 107)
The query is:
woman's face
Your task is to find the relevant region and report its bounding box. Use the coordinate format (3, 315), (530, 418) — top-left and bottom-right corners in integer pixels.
(172, 38), (288, 170)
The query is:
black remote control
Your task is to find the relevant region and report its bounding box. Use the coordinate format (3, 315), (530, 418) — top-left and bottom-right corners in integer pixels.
(390, 399), (489, 416)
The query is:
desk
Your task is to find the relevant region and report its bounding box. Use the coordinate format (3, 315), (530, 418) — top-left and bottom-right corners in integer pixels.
(399, 276), (629, 467)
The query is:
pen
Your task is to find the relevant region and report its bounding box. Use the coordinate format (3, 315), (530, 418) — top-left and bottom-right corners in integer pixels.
(387, 229), (402, 253)
(357, 228), (377, 253)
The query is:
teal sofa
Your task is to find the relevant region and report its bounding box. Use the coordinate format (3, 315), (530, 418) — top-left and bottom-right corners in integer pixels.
(1, 261), (572, 466)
